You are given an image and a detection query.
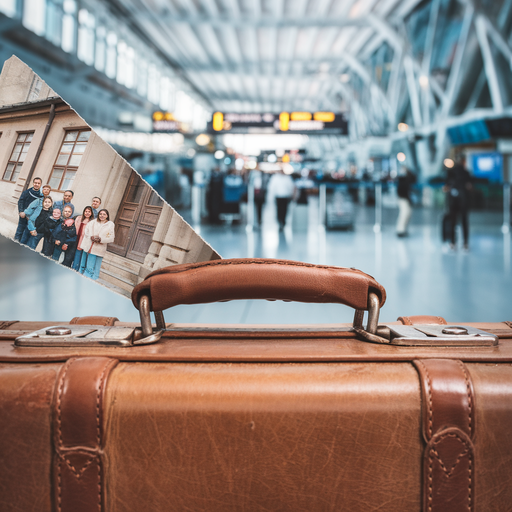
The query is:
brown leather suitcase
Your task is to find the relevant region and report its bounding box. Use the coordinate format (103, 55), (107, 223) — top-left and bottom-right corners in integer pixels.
(1, 258), (512, 512)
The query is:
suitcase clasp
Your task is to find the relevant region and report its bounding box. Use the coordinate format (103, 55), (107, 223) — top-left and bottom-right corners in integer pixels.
(381, 324), (498, 346)
(15, 325), (163, 347)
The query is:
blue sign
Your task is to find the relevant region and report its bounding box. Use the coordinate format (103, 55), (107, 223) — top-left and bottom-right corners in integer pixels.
(471, 153), (503, 183)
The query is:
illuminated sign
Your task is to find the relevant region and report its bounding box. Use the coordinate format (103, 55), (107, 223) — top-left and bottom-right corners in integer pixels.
(153, 111), (181, 133)
(208, 112), (348, 134)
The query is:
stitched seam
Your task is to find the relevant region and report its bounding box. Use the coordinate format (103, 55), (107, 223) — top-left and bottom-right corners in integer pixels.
(457, 360), (473, 511)
(457, 361), (473, 437)
(97, 453), (101, 512)
(60, 452), (96, 478)
(56, 359), (76, 450)
(428, 449), (433, 512)
(96, 359), (115, 511)
(151, 259), (375, 278)
(430, 432), (473, 512)
(417, 360), (433, 439)
(431, 439), (470, 477)
(96, 360), (114, 446)
(57, 459), (62, 512)
(56, 359), (75, 512)
(469, 450), (473, 510)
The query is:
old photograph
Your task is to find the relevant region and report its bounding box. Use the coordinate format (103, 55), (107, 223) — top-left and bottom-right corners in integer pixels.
(0, 56), (219, 298)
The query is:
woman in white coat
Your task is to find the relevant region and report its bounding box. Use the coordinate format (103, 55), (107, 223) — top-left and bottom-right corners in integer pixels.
(79, 209), (115, 280)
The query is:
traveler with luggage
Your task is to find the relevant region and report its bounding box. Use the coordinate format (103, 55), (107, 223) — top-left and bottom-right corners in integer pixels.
(79, 209), (115, 280)
(444, 157), (472, 251)
(396, 167), (416, 237)
(72, 206), (95, 271)
(252, 169), (268, 226)
(268, 170), (296, 230)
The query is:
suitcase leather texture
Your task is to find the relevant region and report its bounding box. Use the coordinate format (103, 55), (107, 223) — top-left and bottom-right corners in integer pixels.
(1, 259), (512, 512)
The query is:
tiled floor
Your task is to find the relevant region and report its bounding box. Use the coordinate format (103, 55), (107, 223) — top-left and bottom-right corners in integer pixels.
(1, 202), (510, 325)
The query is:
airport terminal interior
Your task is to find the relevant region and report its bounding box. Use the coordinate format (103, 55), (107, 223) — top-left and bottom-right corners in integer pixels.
(0, 0), (511, 324)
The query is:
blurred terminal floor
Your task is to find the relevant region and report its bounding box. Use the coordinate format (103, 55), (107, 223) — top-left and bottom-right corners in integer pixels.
(0, 202), (511, 325)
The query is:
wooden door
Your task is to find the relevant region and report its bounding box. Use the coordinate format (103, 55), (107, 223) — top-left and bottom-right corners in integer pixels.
(109, 172), (163, 263)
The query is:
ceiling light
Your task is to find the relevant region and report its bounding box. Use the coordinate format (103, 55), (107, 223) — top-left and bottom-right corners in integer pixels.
(444, 158), (455, 168)
(195, 134), (210, 146)
(398, 123), (409, 132)
(419, 75), (429, 88)
(283, 163), (294, 175)
(397, 152), (406, 162)
(214, 150), (225, 159)
(340, 73), (350, 83)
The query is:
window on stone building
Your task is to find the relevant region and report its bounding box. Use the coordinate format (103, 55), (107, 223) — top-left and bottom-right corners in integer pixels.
(48, 129), (91, 190)
(2, 132), (34, 182)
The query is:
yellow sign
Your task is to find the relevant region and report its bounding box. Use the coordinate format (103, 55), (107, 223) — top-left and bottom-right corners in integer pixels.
(279, 112), (290, 131)
(153, 111), (176, 121)
(291, 112), (312, 121)
(313, 112), (335, 122)
(213, 112), (224, 131)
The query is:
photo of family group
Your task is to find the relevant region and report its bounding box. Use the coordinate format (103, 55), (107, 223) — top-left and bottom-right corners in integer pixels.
(0, 56), (219, 298)
(15, 182), (113, 279)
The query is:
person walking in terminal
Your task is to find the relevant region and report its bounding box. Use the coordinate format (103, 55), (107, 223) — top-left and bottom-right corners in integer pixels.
(40, 208), (61, 257)
(268, 169), (296, 230)
(54, 190), (75, 216)
(79, 209), (115, 280)
(91, 196), (102, 218)
(20, 184), (52, 245)
(72, 206), (94, 271)
(27, 196), (54, 250)
(444, 156), (472, 251)
(396, 167), (416, 237)
(14, 177), (42, 241)
(51, 206), (77, 265)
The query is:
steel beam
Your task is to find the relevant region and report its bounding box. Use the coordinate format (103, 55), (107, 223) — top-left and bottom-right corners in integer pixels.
(475, 14), (504, 113)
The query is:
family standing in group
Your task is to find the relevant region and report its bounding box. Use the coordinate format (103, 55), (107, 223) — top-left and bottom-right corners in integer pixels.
(14, 177), (115, 280)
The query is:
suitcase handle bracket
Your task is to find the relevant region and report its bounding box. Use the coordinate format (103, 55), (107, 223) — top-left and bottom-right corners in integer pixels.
(138, 291), (382, 339)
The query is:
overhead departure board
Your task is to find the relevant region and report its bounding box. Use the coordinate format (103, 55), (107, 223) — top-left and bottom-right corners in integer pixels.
(152, 111), (182, 133)
(207, 112), (348, 135)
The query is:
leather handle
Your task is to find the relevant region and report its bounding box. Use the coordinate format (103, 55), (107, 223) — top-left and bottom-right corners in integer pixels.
(132, 258), (386, 313)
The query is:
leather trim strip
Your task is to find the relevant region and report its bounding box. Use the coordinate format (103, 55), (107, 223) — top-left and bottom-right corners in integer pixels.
(398, 315), (448, 325)
(52, 357), (118, 512)
(70, 316), (119, 326)
(0, 320), (18, 330)
(414, 359), (475, 512)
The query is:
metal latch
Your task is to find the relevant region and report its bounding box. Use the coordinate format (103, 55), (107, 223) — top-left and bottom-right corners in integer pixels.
(15, 325), (163, 347)
(383, 324), (499, 347)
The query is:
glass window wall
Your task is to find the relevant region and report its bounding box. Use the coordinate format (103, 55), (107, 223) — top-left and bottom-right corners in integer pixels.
(1, 0), (209, 124)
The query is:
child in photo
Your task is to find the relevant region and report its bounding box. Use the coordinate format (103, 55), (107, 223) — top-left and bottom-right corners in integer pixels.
(51, 206), (77, 264)
(41, 208), (62, 257)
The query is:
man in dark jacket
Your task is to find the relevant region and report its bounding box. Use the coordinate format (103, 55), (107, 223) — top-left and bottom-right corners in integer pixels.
(444, 157), (472, 250)
(15, 177), (42, 241)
